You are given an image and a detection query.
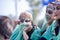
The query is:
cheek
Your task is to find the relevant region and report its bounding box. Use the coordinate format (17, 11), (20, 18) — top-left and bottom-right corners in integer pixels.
(46, 13), (52, 17)
(49, 14), (52, 17)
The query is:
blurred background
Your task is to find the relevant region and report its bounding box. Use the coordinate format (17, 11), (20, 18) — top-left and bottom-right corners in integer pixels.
(0, 0), (54, 28)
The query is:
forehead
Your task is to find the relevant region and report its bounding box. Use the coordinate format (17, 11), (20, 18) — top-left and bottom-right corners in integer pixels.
(20, 18), (30, 20)
(20, 13), (32, 20)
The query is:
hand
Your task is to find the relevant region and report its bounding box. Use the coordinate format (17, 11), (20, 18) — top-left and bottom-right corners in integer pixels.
(51, 13), (57, 20)
(23, 31), (29, 40)
(47, 11), (57, 26)
(24, 26), (33, 32)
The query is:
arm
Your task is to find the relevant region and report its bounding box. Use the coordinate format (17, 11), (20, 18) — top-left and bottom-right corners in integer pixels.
(23, 26), (33, 40)
(23, 31), (29, 40)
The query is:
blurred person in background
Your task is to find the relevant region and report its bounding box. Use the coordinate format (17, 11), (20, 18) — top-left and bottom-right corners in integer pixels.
(39, 2), (55, 36)
(40, 1), (60, 40)
(39, 1), (55, 39)
(0, 16), (13, 40)
(10, 11), (41, 40)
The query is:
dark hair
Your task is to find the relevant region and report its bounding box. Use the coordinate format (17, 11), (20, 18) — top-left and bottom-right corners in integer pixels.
(0, 16), (11, 39)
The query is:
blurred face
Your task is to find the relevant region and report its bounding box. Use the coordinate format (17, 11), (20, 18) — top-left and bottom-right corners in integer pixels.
(55, 4), (60, 25)
(19, 12), (33, 27)
(46, 3), (55, 21)
(55, 4), (60, 19)
(20, 18), (32, 26)
(3, 19), (13, 32)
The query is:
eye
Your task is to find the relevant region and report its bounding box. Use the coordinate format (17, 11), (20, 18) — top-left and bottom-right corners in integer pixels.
(48, 10), (53, 14)
(56, 6), (60, 10)
(25, 20), (30, 22)
(56, 7), (60, 10)
(20, 19), (24, 23)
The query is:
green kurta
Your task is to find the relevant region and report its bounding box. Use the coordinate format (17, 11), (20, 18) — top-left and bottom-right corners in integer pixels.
(56, 33), (60, 40)
(42, 20), (57, 40)
(31, 27), (41, 40)
(10, 23), (29, 40)
(10, 23), (41, 40)
(41, 17), (47, 32)
(52, 32), (60, 40)
(39, 15), (58, 40)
